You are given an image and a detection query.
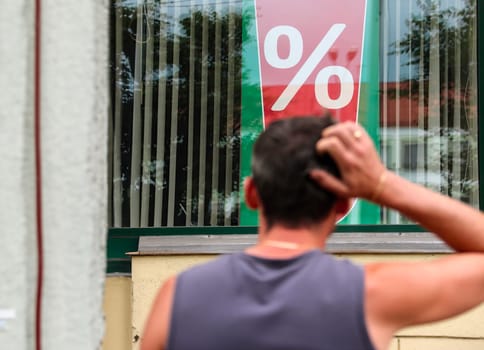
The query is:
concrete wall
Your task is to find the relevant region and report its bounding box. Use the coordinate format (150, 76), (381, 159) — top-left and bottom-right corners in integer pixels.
(102, 254), (484, 350)
(0, 0), (109, 349)
(41, 0), (108, 347)
(0, 1), (36, 348)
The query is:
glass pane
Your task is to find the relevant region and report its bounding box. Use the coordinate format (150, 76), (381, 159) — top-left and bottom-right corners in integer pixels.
(380, 0), (478, 223)
(109, 0), (478, 227)
(109, 0), (242, 227)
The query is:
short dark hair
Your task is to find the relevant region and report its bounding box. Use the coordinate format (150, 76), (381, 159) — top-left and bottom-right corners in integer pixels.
(251, 116), (341, 228)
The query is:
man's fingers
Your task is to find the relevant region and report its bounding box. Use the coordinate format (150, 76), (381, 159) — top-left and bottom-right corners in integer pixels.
(321, 122), (355, 148)
(322, 122), (373, 150)
(315, 137), (352, 171)
(309, 169), (350, 198)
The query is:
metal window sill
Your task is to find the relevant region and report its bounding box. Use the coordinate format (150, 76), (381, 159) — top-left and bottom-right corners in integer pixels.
(131, 232), (452, 256)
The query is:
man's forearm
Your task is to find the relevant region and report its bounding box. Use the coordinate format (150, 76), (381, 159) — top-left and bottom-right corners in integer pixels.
(379, 171), (484, 253)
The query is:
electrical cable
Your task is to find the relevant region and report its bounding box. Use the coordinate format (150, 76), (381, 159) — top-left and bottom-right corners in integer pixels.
(34, 0), (43, 349)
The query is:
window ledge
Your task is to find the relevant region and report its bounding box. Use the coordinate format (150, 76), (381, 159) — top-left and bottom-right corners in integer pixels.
(132, 232), (452, 256)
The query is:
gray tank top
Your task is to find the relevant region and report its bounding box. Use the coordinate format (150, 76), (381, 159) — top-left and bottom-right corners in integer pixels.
(168, 250), (375, 350)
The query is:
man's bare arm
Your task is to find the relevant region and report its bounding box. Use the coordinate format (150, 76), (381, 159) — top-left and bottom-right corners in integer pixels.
(378, 171), (484, 252)
(140, 276), (176, 350)
(364, 160), (484, 347)
(364, 254), (484, 350)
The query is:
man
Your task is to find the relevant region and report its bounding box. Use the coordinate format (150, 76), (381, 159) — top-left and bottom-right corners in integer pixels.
(141, 116), (484, 350)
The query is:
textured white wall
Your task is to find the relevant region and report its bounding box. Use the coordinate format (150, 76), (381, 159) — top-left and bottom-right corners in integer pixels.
(0, 1), (36, 349)
(41, 0), (109, 349)
(0, 0), (109, 349)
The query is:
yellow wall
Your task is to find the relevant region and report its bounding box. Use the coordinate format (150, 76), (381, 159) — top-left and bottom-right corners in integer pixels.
(103, 276), (132, 350)
(104, 254), (484, 350)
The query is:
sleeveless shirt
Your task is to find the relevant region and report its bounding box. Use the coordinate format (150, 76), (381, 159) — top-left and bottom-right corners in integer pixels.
(167, 250), (375, 350)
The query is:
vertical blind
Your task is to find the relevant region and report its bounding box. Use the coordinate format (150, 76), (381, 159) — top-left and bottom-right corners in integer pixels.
(380, 0), (478, 223)
(109, 0), (242, 227)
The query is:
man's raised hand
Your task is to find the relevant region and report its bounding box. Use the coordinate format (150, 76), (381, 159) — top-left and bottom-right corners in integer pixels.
(310, 122), (387, 203)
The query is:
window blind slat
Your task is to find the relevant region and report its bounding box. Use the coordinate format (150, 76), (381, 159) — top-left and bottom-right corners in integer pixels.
(197, 0), (210, 225)
(417, 3), (426, 187)
(167, 5), (181, 227)
(112, 0), (124, 227)
(185, 1), (197, 226)
(224, 5), (236, 226)
(153, 4), (168, 226)
(427, 3), (441, 191)
(469, 8), (478, 205)
(452, 0), (462, 200)
(130, 0), (145, 228)
(210, 4), (223, 225)
(141, 2), (155, 227)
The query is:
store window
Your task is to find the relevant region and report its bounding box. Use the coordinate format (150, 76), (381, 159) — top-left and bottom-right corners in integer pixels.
(109, 0), (478, 228)
(110, 0), (243, 227)
(380, 0), (478, 223)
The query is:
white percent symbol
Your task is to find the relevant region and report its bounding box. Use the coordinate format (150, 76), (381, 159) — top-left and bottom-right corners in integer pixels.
(264, 24), (354, 111)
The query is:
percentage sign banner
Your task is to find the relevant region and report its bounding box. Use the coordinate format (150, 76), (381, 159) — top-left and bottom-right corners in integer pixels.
(255, 0), (367, 126)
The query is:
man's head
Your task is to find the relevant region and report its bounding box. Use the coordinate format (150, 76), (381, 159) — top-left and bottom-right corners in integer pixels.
(246, 116), (342, 229)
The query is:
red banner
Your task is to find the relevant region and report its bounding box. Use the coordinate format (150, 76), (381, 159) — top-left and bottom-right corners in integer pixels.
(255, 0), (367, 126)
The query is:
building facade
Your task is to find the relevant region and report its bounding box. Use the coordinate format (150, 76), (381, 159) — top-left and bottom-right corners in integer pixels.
(0, 0), (482, 350)
(105, 1), (484, 349)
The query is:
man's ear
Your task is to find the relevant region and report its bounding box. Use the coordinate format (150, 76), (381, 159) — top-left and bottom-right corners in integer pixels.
(334, 198), (352, 222)
(244, 176), (260, 210)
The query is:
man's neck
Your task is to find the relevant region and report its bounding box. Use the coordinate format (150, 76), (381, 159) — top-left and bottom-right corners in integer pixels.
(246, 219), (335, 259)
